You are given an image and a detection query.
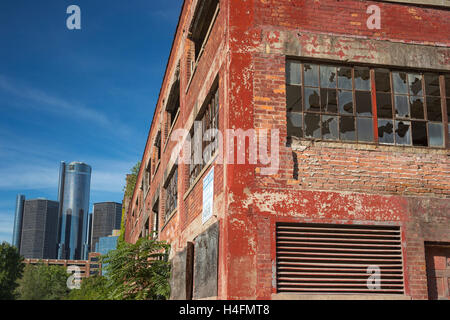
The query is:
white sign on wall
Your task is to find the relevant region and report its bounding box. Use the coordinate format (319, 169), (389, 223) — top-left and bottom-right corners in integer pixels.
(202, 166), (214, 224)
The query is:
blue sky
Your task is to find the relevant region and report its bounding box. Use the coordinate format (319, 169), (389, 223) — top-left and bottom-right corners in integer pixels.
(0, 0), (183, 242)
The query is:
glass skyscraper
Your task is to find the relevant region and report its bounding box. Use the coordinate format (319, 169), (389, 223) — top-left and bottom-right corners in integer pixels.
(57, 161), (92, 260)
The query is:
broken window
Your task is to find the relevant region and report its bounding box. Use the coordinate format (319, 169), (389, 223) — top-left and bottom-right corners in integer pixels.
(152, 199), (159, 239)
(286, 62), (373, 143)
(286, 60), (449, 148)
(154, 130), (161, 167)
(144, 161), (150, 194)
(166, 64), (181, 140)
(164, 166), (178, 222)
(188, 0), (219, 67)
(189, 85), (219, 186)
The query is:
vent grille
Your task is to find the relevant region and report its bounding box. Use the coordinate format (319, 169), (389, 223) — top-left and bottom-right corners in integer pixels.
(276, 223), (404, 294)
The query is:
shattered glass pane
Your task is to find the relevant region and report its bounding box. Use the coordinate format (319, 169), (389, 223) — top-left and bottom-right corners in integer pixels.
(337, 66), (352, 90)
(446, 75), (450, 97)
(357, 117), (373, 142)
(426, 96), (442, 121)
(304, 112), (321, 138)
(304, 87), (320, 112)
(340, 116), (356, 141)
(287, 61), (301, 85)
(320, 65), (337, 88)
(395, 95), (410, 118)
(393, 72), (408, 94)
(424, 73), (440, 96)
(322, 115), (338, 140)
(355, 90), (372, 116)
(408, 73), (423, 96)
(395, 121), (411, 145)
(375, 69), (391, 93)
(339, 90), (353, 115)
(428, 123), (443, 147)
(304, 64), (319, 87)
(320, 88), (337, 114)
(411, 121), (428, 146)
(287, 112), (303, 138)
(354, 67), (370, 91)
(410, 96), (424, 119)
(376, 92), (393, 118)
(378, 119), (394, 144)
(286, 85), (302, 113)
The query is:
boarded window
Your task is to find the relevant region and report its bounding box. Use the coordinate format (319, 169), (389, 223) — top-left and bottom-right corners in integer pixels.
(276, 223), (404, 294)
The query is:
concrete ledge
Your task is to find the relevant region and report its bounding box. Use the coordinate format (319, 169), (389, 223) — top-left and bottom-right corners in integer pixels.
(272, 293), (412, 300)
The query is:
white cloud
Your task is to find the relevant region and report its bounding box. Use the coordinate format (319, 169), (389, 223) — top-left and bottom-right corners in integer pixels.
(0, 74), (132, 137)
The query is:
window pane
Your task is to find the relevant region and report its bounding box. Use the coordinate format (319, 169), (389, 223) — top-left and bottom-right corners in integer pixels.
(376, 92), (393, 118)
(424, 73), (440, 96)
(304, 64), (319, 87)
(428, 123), (443, 147)
(287, 61), (301, 85)
(322, 115), (338, 140)
(395, 121), (411, 145)
(339, 90), (353, 114)
(337, 66), (352, 90)
(410, 96), (424, 119)
(340, 116), (356, 141)
(287, 112), (303, 138)
(320, 65), (337, 88)
(375, 69), (391, 93)
(354, 67), (370, 91)
(395, 95), (410, 118)
(320, 88), (337, 113)
(357, 117), (373, 142)
(304, 87), (320, 111)
(408, 73), (423, 96)
(411, 121), (428, 146)
(304, 113), (321, 138)
(426, 96), (442, 121)
(393, 72), (408, 94)
(286, 85), (302, 112)
(378, 119), (394, 144)
(355, 91), (372, 116)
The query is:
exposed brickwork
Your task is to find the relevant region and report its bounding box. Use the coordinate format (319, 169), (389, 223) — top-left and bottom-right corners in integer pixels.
(124, 0), (450, 300)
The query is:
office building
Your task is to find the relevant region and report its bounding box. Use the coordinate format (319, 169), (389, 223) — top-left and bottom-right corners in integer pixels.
(19, 199), (59, 259)
(90, 202), (122, 254)
(57, 161), (92, 260)
(12, 194), (25, 250)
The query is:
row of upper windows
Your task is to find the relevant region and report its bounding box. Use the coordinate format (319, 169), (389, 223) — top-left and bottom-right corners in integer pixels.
(286, 60), (450, 148)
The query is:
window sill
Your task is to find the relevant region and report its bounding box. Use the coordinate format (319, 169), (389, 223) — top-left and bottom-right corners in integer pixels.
(271, 293), (411, 300)
(161, 208), (177, 232)
(183, 151), (218, 201)
(288, 136), (450, 154)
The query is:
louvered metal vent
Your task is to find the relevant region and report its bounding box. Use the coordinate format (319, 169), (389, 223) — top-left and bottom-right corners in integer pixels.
(276, 223), (404, 294)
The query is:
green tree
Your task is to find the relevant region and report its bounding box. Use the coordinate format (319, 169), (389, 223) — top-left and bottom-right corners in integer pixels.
(102, 237), (171, 300)
(15, 263), (69, 300)
(0, 242), (24, 300)
(66, 275), (108, 300)
(123, 161), (141, 199)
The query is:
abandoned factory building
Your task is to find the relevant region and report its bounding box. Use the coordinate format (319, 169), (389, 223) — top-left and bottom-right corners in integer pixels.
(124, 0), (450, 299)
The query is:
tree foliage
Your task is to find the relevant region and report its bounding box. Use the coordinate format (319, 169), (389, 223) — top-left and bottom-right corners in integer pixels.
(66, 275), (108, 300)
(123, 161), (141, 199)
(15, 263), (69, 300)
(101, 237), (171, 300)
(0, 242), (24, 300)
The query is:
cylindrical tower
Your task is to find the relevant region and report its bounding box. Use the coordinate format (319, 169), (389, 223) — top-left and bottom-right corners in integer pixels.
(12, 194), (25, 250)
(58, 162), (91, 260)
